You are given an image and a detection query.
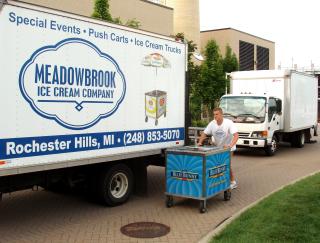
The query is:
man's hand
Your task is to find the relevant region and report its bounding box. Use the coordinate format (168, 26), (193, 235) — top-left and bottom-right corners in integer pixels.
(197, 131), (207, 147)
(223, 144), (231, 149)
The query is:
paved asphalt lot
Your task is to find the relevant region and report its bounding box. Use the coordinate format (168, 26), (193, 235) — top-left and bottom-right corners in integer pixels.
(1, 135), (320, 243)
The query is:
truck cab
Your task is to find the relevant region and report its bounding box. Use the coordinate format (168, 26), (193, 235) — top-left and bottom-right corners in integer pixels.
(220, 94), (282, 155)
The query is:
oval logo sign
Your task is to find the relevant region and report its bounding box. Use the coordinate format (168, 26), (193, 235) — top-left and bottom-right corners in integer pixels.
(19, 38), (126, 130)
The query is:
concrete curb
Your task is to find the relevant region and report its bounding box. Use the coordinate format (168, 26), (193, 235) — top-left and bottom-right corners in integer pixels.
(198, 169), (320, 243)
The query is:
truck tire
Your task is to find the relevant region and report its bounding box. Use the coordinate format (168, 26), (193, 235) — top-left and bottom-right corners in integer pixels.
(314, 124), (318, 136)
(97, 164), (133, 206)
(264, 135), (278, 156)
(291, 131), (305, 148)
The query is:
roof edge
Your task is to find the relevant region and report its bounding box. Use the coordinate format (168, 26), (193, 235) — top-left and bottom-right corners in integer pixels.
(201, 27), (275, 43)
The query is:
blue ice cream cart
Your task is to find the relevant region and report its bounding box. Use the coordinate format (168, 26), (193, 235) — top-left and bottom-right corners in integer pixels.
(165, 146), (231, 213)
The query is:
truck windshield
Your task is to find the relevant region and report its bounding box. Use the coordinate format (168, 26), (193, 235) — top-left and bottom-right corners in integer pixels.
(220, 96), (266, 123)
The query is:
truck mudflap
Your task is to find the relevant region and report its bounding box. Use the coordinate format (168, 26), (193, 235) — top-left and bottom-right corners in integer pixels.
(237, 138), (267, 147)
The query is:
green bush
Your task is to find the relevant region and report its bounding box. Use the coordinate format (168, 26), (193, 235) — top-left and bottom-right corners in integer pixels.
(191, 119), (208, 127)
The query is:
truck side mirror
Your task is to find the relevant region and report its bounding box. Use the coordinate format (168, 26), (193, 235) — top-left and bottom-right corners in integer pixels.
(276, 99), (282, 113)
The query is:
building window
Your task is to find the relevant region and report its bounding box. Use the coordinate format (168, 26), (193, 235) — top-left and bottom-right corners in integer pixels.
(257, 45), (269, 70)
(239, 41), (254, 71)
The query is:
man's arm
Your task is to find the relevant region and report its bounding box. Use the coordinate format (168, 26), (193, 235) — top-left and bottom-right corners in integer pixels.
(197, 131), (208, 146)
(224, 132), (239, 148)
(230, 132), (239, 147)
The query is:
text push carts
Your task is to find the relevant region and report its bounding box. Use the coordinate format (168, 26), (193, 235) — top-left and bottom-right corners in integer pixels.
(165, 146), (231, 213)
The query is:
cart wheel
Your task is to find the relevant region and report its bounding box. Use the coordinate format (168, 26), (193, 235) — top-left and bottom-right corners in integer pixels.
(155, 120), (158, 126)
(224, 190), (231, 201)
(145, 116), (148, 122)
(166, 196), (173, 208)
(199, 200), (207, 213)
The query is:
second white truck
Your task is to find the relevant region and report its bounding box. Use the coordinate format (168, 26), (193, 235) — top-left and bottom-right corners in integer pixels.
(220, 70), (318, 156)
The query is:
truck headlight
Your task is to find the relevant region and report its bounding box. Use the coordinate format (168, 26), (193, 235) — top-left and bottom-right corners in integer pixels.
(251, 131), (268, 138)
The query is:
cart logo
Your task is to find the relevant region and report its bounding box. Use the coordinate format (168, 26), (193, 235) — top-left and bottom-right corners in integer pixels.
(208, 165), (226, 178)
(19, 38), (126, 130)
(171, 171), (199, 181)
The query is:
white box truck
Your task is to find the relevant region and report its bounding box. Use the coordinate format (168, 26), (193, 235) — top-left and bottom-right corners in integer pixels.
(220, 70), (318, 156)
(0, 0), (187, 204)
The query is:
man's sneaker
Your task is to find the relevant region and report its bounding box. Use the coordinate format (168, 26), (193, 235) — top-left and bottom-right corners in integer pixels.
(230, 180), (238, 189)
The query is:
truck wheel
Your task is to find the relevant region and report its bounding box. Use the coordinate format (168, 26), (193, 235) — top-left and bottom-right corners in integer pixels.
(297, 131), (305, 148)
(314, 124), (318, 136)
(264, 135), (278, 156)
(97, 164), (133, 206)
(291, 131), (305, 148)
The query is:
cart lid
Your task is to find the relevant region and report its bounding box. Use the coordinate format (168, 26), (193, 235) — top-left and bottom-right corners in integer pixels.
(166, 146), (229, 155)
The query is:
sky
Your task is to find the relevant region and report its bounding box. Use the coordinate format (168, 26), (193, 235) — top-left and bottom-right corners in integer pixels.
(199, 0), (320, 69)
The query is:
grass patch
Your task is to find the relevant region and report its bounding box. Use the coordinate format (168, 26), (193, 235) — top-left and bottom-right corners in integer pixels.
(211, 173), (320, 243)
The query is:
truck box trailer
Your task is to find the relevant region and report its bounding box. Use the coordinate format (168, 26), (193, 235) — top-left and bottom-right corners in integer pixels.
(220, 70), (318, 156)
(0, 0), (187, 204)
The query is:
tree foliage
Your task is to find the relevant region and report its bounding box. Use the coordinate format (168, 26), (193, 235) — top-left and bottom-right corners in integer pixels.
(223, 45), (239, 93)
(92, 0), (140, 29)
(174, 33), (202, 121)
(125, 18), (141, 29)
(173, 35), (238, 122)
(223, 44), (239, 73)
(195, 40), (226, 111)
(92, 0), (113, 22)
(112, 17), (141, 29)
(112, 17), (122, 24)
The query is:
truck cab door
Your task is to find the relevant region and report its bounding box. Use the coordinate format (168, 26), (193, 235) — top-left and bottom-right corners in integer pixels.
(267, 98), (281, 140)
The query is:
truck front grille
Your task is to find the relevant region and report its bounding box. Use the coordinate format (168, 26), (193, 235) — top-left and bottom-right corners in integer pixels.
(238, 132), (250, 138)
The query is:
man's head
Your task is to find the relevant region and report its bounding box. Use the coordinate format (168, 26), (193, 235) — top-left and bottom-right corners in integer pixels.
(213, 107), (223, 123)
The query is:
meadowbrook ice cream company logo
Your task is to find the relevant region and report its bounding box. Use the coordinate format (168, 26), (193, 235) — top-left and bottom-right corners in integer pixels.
(19, 38), (126, 130)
